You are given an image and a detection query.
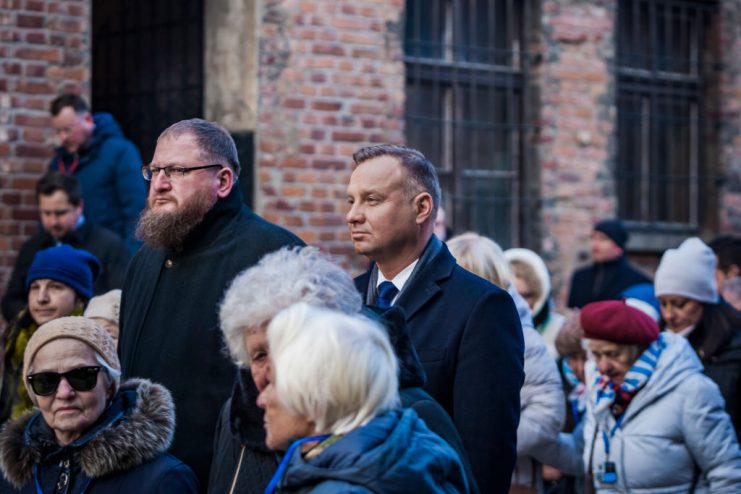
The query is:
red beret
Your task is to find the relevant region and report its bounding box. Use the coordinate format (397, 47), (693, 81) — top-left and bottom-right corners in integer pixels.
(580, 300), (659, 345)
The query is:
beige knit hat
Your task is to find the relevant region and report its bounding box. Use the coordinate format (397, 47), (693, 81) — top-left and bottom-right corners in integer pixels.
(23, 316), (121, 400)
(83, 289), (122, 325)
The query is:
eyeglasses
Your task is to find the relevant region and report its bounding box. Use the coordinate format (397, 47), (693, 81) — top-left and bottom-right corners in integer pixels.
(141, 164), (223, 181)
(27, 366), (102, 396)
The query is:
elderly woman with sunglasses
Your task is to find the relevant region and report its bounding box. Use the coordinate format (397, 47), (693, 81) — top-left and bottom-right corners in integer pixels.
(257, 303), (468, 493)
(0, 317), (198, 493)
(569, 300), (741, 493)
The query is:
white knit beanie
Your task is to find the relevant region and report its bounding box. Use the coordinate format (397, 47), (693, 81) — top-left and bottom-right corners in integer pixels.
(654, 237), (718, 304)
(84, 289), (122, 325)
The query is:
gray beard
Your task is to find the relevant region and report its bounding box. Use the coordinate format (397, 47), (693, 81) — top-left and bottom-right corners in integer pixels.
(135, 191), (216, 251)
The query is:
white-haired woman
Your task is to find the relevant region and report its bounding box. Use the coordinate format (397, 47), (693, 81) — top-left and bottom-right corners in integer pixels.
(212, 246), (476, 494)
(0, 317), (197, 493)
(258, 303), (468, 493)
(447, 232), (564, 494)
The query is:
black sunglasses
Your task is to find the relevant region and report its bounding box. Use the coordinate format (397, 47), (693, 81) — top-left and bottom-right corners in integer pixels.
(27, 366), (102, 396)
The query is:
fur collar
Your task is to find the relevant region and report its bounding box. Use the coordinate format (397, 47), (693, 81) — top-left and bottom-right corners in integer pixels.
(0, 378), (174, 488)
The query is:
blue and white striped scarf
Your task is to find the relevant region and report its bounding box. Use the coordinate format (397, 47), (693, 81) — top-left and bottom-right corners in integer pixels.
(592, 334), (666, 417)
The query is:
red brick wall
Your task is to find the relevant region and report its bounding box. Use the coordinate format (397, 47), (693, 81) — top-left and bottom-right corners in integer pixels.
(255, 0), (405, 273)
(535, 0), (617, 306)
(719, 1), (741, 233)
(0, 0), (90, 324)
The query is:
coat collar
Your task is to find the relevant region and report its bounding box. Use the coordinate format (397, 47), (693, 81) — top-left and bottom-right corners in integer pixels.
(0, 379), (175, 489)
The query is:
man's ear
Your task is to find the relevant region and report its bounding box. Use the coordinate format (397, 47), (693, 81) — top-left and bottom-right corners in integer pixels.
(414, 192), (434, 225)
(83, 112), (94, 128)
(215, 167), (235, 198)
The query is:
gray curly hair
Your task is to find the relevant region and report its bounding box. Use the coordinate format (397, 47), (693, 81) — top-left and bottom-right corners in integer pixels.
(219, 246), (363, 365)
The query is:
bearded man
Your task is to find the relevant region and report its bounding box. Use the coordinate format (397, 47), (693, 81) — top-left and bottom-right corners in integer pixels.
(118, 119), (303, 489)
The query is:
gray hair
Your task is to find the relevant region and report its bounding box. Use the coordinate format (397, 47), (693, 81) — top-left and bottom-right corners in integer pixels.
(158, 118), (241, 176)
(353, 144), (441, 217)
(268, 303), (400, 435)
(219, 246), (362, 365)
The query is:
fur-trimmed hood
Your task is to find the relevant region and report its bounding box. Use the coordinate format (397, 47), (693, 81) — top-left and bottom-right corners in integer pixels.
(0, 378), (175, 488)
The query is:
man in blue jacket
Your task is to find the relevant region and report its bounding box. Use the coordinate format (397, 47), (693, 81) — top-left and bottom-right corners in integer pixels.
(347, 144), (525, 493)
(49, 93), (146, 254)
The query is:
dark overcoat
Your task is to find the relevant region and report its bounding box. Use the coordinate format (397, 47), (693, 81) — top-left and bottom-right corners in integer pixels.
(355, 238), (524, 494)
(119, 186), (303, 488)
(567, 255), (651, 308)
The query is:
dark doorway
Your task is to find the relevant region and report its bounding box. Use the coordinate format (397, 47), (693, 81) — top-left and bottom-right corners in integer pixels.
(91, 0), (205, 164)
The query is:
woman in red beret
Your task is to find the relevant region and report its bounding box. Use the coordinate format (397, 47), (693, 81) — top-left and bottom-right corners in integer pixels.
(574, 300), (741, 493)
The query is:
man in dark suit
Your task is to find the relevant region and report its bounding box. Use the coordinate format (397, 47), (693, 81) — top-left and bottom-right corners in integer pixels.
(118, 119), (303, 489)
(1, 172), (130, 323)
(346, 144), (525, 493)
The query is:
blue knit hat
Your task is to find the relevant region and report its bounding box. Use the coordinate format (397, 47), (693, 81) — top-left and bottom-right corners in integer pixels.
(25, 245), (101, 300)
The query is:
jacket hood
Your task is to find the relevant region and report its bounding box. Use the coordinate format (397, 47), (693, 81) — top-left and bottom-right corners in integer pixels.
(586, 332), (702, 425)
(0, 378), (174, 488)
(505, 248), (551, 315)
(279, 408), (467, 493)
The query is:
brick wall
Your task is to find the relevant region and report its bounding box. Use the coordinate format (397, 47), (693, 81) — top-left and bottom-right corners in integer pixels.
(255, 0), (405, 273)
(719, 1), (741, 233)
(0, 0), (91, 324)
(535, 0), (617, 306)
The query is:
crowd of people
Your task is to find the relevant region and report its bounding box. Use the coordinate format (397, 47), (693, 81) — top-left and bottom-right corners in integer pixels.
(0, 95), (740, 493)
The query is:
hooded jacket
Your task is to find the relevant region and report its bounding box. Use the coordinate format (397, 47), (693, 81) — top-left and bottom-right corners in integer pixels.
(508, 286), (565, 492)
(582, 333), (741, 494)
(207, 306), (479, 494)
(50, 112), (146, 254)
(273, 408), (468, 493)
(0, 379), (198, 493)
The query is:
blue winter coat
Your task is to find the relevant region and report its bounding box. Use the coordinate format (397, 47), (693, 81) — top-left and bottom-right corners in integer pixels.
(50, 112), (146, 254)
(0, 379), (198, 493)
(273, 408), (468, 493)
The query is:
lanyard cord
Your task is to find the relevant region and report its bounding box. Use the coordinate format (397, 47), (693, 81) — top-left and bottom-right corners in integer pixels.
(600, 414), (625, 459)
(264, 434), (330, 494)
(57, 156), (79, 174)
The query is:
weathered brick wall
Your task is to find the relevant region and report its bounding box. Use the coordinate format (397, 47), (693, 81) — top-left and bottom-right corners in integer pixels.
(535, 0), (617, 306)
(0, 0), (90, 324)
(255, 0), (405, 273)
(719, 1), (741, 232)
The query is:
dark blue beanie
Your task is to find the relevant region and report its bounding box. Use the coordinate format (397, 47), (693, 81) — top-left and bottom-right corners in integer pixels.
(25, 245), (101, 300)
(594, 219), (628, 249)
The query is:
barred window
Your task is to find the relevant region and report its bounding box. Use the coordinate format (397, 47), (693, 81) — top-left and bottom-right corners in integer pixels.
(404, 0), (532, 246)
(616, 0), (719, 230)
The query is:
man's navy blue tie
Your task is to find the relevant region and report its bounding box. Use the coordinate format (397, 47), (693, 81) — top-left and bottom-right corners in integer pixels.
(376, 281), (399, 309)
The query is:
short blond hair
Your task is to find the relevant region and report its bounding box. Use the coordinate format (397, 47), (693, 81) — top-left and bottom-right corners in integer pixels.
(447, 232), (511, 288)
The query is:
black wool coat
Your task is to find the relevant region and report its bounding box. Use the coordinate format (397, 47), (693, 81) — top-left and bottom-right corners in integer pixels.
(1, 220), (131, 322)
(355, 237), (524, 494)
(567, 255), (651, 309)
(119, 187), (303, 489)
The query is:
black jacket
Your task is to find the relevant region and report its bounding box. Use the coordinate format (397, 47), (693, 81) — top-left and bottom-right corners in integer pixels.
(685, 301), (741, 438)
(207, 306), (480, 494)
(1, 220), (131, 322)
(355, 237), (524, 494)
(0, 379), (198, 493)
(567, 255), (651, 308)
(119, 186), (302, 490)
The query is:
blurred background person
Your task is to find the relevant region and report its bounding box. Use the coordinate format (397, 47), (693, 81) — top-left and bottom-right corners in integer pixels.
(448, 232), (564, 494)
(567, 219), (651, 309)
(577, 300), (741, 493)
(0, 317), (198, 492)
(83, 289), (122, 348)
(655, 237), (741, 437)
(257, 303), (468, 493)
(213, 246), (476, 494)
(1, 172), (129, 323)
(709, 236), (741, 310)
(0, 245), (100, 424)
(506, 247), (566, 357)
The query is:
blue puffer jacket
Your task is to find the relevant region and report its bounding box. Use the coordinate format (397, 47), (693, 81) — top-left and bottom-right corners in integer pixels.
(50, 112), (146, 254)
(274, 408), (468, 493)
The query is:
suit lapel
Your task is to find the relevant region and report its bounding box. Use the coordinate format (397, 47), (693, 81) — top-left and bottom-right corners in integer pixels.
(395, 245), (455, 321)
